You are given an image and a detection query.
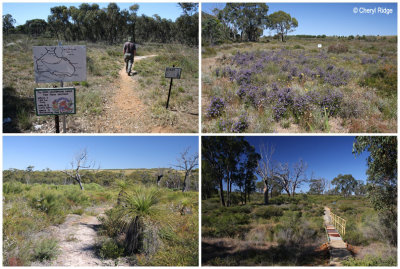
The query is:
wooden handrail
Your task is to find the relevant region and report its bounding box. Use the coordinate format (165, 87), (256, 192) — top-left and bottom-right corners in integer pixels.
(328, 208), (347, 236)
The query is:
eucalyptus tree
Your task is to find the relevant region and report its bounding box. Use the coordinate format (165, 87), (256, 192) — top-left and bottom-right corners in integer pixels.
(268, 11), (298, 42)
(221, 3), (269, 42)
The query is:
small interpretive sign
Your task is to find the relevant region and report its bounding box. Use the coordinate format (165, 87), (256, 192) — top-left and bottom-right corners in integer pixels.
(34, 87), (76, 116)
(165, 67), (182, 79)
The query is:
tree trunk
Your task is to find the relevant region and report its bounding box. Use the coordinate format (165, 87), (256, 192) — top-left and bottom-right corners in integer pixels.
(263, 186), (269, 205)
(125, 216), (143, 255)
(227, 171), (231, 207)
(219, 179), (226, 207)
(182, 171), (190, 192)
(75, 173), (84, 190)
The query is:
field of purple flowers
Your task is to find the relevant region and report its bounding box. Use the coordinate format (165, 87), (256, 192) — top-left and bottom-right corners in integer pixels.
(202, 37), (397, 133)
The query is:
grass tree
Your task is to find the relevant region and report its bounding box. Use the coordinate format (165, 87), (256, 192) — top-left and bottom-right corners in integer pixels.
(113, 179), (128, 205)
(118, 187), (160, 254)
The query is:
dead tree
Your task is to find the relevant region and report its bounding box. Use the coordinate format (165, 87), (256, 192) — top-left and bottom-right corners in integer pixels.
(256, 143), (275, 205)
(174, 147), (198, 192)
(275, 159), (308, 197)
(63, 148), (96, 190)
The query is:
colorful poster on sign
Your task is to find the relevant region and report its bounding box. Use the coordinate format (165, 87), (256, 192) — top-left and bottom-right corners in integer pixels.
(34, 88), (76, 116)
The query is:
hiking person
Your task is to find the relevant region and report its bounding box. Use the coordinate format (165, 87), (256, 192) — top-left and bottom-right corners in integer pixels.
(123, 37), (136, 76)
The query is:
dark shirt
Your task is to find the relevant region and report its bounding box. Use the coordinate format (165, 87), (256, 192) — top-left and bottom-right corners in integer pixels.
(123, 42), (136, 54)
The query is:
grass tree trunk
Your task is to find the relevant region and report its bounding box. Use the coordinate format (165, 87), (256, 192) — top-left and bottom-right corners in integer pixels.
(125, 215), (143, 255)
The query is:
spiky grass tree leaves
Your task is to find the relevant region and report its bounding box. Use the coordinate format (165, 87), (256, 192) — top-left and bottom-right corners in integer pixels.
(117, 187), (160, 254)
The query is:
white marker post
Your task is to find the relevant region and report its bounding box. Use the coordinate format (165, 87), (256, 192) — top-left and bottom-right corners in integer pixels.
(165, 66), (182, 109)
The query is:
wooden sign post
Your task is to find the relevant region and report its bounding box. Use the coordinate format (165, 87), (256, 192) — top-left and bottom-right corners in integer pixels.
(165, 66), (182, 109)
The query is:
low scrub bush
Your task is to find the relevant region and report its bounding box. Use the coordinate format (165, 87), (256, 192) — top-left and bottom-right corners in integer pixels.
(327, 44), (349, 53)
(4, 181), (25, 194)
(98, 208), (128, 238)
(342, 255), (396, 266)
(30, 191), (66, 218)
(252, 206), (284, 219)
(359, 65), (397, 98)
(202, 212), (250, 238)
(31, 238), (59, 262)
(65, 188), (89, 206)
(203, 47), (217, 57)
(99, 239), (124, 259)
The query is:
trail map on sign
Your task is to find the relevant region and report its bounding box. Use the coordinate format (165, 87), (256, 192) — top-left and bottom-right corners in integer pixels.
(33, 46), (86, 83)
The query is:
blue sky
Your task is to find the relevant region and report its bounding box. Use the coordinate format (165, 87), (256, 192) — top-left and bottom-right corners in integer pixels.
(3, 136), (198, 170)
(202, 3), (397, 36)
(244, 136), (370, 192)
(3, 2), (185, 26)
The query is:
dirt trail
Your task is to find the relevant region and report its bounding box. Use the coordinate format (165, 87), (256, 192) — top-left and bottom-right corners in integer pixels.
(35, 206), (125, 266)
(95, 55), (173, 133)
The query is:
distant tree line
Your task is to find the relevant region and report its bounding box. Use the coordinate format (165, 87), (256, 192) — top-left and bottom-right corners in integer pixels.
(202, 3), (298, 45)
(3, 167), (199, 191)
(3, 3), (198, 46)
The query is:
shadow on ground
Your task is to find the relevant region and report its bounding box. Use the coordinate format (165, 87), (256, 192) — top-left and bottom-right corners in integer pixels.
(3, 86), (34, 133)
(202, 239), (329, 266)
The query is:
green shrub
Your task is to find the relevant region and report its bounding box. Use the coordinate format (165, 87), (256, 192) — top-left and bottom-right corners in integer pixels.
(30, 191), (66, 218)
(32, 238), (59, 262)
(342, 255), (396, 266)
(344, 229), (369, 245)
(72, 208), (84, 215)
(84, 183), (105, 191)
(65, 188), (89, 206)
(81, 81), (89, 87)
(359, 65), (397, 98)
(221, 205), (252, 214)
(270, 196), (287, 205)
(253, 206), (284, 219)
(98, 208), (127, 238)
(3, 181), (24, 194)
(339, 204), (353, 213)
(202, 212), (250, 238)
(202, 47), (217, 57)
(99, 239), (124, 259)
